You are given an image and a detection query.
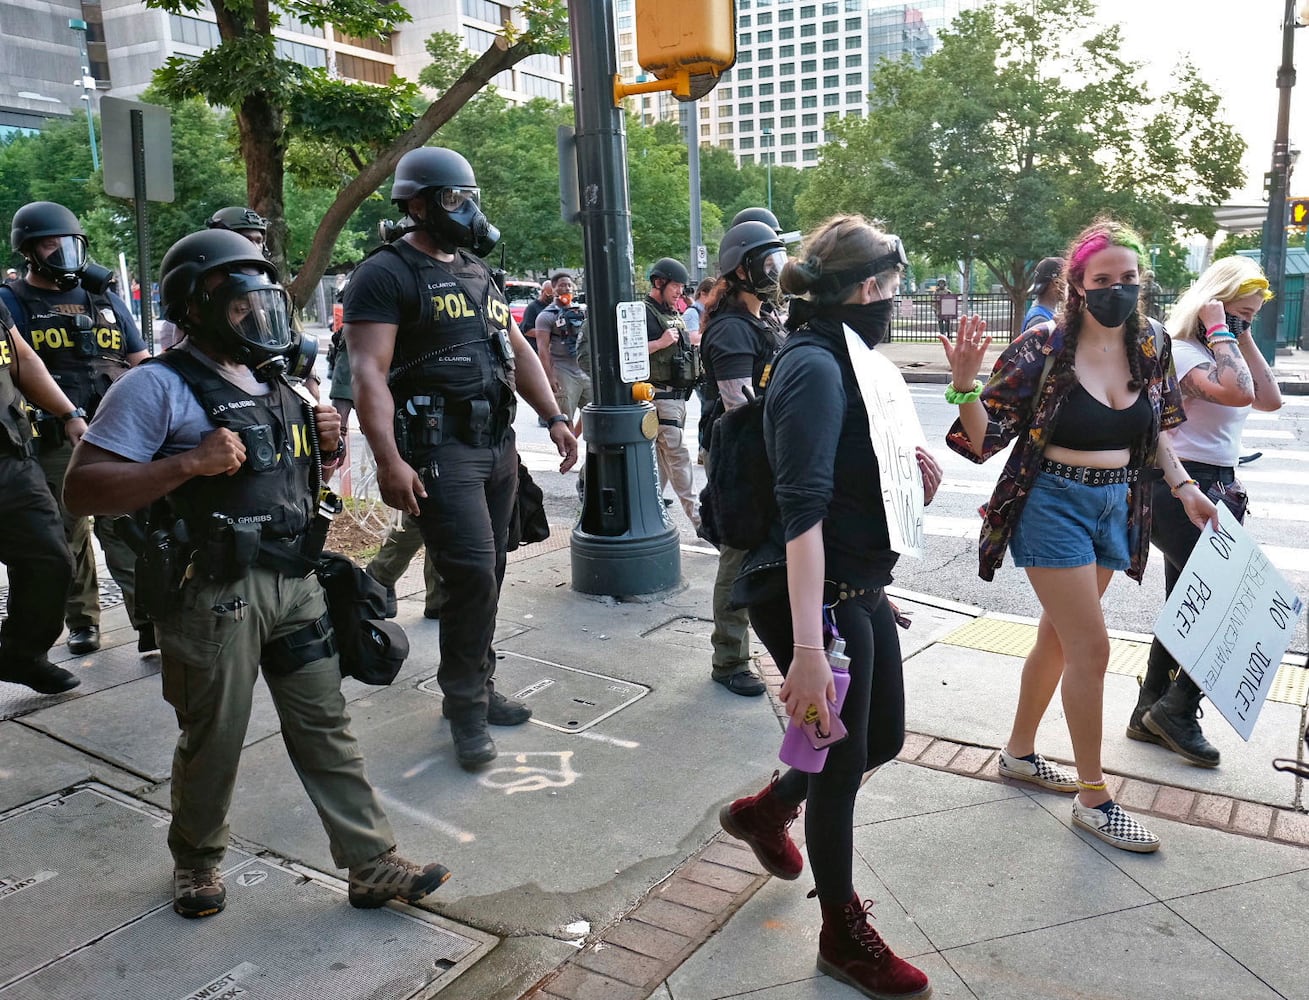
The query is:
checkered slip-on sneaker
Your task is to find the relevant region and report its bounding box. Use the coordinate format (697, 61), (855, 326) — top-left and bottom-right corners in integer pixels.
(997, 748), (1078, 792)
(1071, 798), (1161, 853)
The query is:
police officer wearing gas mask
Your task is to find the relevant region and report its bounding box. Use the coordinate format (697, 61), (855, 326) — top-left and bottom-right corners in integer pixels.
(698, 219), (788, 698)
(644, 257), (701, 531)
(65, 229), (449, 919)
(345, 147), (577, 769)
(2, 201), (150, 656)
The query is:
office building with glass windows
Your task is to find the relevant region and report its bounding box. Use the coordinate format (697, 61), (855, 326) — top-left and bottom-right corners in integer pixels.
(616, 0), (978, 168)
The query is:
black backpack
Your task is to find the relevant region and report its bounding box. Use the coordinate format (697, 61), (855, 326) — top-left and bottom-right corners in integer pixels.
(699, 335), (836, 551)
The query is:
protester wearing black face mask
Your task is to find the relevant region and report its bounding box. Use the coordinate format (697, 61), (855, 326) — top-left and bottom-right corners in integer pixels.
(1125, 256), (1281, 768)
(941, 217), (1217, 856)
(716, 214), (943, 1000)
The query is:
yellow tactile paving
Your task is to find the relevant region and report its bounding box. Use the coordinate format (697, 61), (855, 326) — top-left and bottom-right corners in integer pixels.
(939, 617), (1309, 707)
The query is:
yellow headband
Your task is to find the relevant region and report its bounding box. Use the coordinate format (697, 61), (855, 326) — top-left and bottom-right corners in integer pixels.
(1236, 277), (1274, 301)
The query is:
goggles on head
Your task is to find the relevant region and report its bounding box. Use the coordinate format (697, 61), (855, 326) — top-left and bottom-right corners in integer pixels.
(867, 235), (909, 277)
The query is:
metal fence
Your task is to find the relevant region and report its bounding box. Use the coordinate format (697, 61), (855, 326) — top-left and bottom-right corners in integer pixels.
(885, 291), (1179, 343)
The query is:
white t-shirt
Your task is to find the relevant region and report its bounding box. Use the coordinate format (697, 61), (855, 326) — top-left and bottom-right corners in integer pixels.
(83, 341), (270, 463)
(1167, 337), (1250, 467)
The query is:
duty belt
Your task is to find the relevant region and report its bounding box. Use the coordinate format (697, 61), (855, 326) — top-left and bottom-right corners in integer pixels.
(1039, 459), (1140, 486)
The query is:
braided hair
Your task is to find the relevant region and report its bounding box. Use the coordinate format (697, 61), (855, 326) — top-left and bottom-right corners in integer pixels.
(1062, 217), (1148, 392)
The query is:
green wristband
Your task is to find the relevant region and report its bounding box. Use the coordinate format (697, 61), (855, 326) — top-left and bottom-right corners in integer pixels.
(944, 379), (983, 405)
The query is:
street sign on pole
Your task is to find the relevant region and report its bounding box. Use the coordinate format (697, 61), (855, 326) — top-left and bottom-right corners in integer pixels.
(100, 97), (173, 203)
(696, 245), (707, 269)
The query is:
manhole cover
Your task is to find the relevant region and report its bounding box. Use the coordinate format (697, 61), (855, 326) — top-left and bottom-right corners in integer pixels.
(418, 651), (648, 733)
(0, 786), (493, 999)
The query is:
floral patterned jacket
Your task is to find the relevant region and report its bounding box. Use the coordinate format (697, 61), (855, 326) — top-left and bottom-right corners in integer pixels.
(945, 321), (1185, 583)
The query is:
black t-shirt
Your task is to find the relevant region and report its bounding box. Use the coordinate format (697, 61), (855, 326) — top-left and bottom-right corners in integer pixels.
(701, 304), (775, 386)
(343, 242), (494, 331)
(521, 298), (546, 339)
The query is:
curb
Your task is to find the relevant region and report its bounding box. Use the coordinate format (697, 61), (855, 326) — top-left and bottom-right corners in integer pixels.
(520, 653), (1309, 1000)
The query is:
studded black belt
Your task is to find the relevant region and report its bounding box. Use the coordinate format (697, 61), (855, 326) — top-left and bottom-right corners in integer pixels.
(1039, 459), (1140, 486)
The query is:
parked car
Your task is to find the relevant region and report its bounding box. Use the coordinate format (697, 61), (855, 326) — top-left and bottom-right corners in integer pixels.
(504, 280), (542, 326)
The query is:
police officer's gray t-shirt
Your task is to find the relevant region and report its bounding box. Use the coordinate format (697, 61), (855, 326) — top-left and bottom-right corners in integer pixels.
(83, 341), (270, 462)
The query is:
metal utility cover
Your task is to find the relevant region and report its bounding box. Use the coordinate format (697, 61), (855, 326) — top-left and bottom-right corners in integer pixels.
(0, 787), (492, 999)
(419, 651), (648, 733)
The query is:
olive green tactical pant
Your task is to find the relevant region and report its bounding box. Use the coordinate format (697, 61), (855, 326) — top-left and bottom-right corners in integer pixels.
(157, 567), (394, 870)
(365, 513), (446, 615)
(39, 440), (141, 629)
(653, 397), (700, 530)
(711, 543), (752, 678)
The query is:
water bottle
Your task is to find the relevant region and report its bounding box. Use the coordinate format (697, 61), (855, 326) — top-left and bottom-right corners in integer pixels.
(779, 637), (852, 773)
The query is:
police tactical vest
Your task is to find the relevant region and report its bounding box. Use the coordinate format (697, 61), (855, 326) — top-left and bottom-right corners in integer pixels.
(379, 241), (514, 412)
(645, 297), (688, 385)
(538, 302), (586, 361)
(0, 328), (33, 456)
(155, 350), (314, 542)
(4, 280), (130, 416)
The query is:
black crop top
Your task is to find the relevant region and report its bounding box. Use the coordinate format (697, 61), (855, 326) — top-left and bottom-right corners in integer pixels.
(1049, 384), (1151, 451)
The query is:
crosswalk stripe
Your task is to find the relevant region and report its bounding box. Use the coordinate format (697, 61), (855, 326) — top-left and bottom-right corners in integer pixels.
(1236, 469), (1309, 485)
(1242, 429), (1295, 440)
(1263, 544), (1307, 575)
(1254, 502), (1309, 523)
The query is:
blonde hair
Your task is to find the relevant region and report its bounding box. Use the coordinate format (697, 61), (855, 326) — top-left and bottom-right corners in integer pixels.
(1168, 257), (1272, 343)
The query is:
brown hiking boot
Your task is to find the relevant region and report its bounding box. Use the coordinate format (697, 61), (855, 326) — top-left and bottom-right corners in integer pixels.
(173, 867), (226, 919)
(718, 770), (804, 880)
(348, 849), (451, 909)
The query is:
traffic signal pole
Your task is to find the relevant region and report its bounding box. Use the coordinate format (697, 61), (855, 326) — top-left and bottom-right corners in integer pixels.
(567, 0), (682, 596)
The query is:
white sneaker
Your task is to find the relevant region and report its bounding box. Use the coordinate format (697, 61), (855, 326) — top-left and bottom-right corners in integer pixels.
(1071, 798), (1160, 853)
(997, 748), (1077, 792)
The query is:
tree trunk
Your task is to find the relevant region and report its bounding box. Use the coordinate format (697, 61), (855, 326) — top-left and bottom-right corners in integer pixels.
(238, 93), (286, 274)
(287, 35), (522, 309)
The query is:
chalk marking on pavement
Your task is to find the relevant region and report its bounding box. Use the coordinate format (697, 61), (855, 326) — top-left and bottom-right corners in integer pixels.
(377, 791), (476, 843)
(572, 729), (640, 748)
(480, 751), (578, 796)
(925, 515), (982, 538)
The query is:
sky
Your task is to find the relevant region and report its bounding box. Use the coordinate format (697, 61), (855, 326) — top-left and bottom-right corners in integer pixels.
(1090, 0), (1304, 205)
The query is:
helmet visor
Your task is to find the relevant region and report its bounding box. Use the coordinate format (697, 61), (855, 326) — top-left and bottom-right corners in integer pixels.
(748, 247), (789, 290)
(211, 273), (292, 352)
(438, 186), (480, 213)
(39, 235), (88, 273)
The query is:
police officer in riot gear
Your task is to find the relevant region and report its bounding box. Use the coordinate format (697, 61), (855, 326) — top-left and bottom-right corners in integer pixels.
(0, 298), (88, 694)
(2, 200), (151, 655)
(65, 228), (449, 919)
(644, 256), (701, 531)
(534, 271), (592, 431)
(730, 206), (783, 235)
(345, 147), (577, 769)
(699, 219), (788, 697)
(207, 205), (270, 254)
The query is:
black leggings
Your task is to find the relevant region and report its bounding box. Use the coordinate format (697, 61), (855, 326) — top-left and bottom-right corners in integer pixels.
(749, 588), (906, 903)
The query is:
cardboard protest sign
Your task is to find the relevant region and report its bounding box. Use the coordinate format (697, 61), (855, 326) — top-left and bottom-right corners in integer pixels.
(843, 327), (927, 557)
(1153, 504), (1305, 740)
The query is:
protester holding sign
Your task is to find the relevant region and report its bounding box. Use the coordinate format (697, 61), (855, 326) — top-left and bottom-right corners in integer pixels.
(717, 215), (941, 1000)
(942, 218), (1217, 854)
(1128, 256), (1282, 766)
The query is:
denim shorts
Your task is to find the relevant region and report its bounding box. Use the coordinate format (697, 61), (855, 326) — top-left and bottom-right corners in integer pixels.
(1009, 471), (1130, 571)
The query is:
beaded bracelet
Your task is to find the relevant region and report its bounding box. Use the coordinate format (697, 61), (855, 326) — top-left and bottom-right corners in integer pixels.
(1076, 778), (1107, 792)
(944, 379), (983, 405)
(1170, 478), (1199, 497)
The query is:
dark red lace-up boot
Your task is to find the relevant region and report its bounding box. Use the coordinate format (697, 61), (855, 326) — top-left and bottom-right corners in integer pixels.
(718, 771), (803, 880)
(815, 892), (931, 999)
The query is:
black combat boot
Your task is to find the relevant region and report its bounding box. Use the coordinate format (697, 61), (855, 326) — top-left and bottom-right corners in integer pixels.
(1125, 676), (1165, 746)
(1143, 673), (1220, 767)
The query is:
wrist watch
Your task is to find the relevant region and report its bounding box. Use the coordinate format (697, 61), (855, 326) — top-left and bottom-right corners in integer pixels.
(546, 413), (570, 428)
(60, 407), (87, 423)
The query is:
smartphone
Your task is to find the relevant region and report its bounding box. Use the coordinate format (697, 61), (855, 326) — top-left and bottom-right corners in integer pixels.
(800, 702), (848, 751)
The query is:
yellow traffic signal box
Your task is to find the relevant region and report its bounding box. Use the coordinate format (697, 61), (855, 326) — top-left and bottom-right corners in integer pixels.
(635, 0), (737, 83)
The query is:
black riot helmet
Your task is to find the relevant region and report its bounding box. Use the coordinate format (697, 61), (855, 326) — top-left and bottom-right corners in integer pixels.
(730, 206), (782, 234)
(648, 257), (691, 288)
(390, 147), (500, 257)
(11, 201), (89, 291)
(207, 206), (268, 235)
(718, 220), (787, 294)
(160, 229), (313, 381)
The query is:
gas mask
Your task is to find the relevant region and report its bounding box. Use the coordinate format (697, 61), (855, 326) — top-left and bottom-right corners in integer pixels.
(28, 235), (89, 291)
(195, 271), (313, 382)
(744, 246), (788, 296)
(423, 186), (500, 257)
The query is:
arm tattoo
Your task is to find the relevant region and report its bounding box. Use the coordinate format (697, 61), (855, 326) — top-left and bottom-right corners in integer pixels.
(1181, 364), (1222, 402)
(1207, 343), (1254, 397)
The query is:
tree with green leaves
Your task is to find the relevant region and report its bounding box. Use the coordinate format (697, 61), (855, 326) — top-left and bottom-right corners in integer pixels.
(147, 0), (569, 306)
(796, 0), (1244, 332)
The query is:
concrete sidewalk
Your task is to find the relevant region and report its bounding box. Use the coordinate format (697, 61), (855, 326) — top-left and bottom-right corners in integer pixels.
(2, 533), (1307, 1000)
